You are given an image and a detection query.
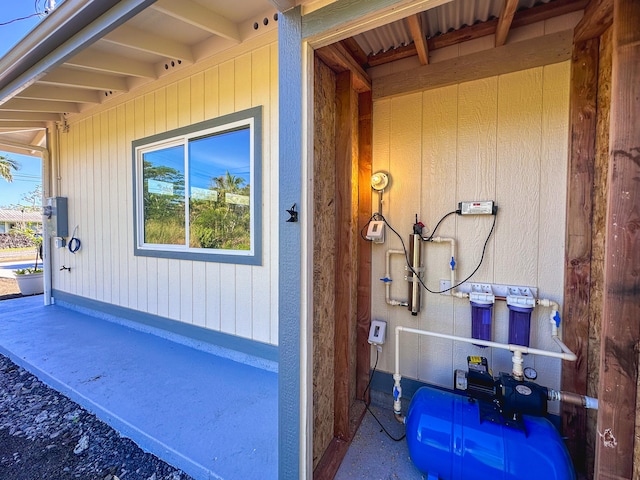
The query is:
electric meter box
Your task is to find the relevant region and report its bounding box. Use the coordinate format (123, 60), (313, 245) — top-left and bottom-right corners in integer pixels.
(45, 197), (68, 237)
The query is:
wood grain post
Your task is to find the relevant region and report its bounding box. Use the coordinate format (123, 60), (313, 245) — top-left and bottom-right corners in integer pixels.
(356, 91), (372, 402)
(595, 0), (640, 477)
(334, 70), (355, 441)
(562, 37), (599, 474)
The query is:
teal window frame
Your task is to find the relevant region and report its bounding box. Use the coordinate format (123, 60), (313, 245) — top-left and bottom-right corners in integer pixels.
(132, 106), (262, 265)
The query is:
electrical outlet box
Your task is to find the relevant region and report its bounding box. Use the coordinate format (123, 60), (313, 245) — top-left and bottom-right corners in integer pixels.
(366, 221), (385, 243)
(368, 320), (387, 345)
(458, 201), (495, 215)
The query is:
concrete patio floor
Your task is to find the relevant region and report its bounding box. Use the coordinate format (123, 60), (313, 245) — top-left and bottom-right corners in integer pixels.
(0, 295), (278, 480)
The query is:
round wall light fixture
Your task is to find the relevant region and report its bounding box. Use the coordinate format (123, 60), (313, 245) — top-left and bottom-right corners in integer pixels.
(371, 171), (389, 191)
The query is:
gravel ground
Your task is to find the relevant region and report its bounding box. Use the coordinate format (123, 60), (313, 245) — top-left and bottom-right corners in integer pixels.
(0, 278), (21, 299)
(0, 353), (194, 480)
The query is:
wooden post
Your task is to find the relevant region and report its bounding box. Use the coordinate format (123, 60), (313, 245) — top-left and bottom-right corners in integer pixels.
(595, 0), (640, 478)
(334, 70), (355, 441)
(356, 91), (372, 402)
(562, 37), (599, 473)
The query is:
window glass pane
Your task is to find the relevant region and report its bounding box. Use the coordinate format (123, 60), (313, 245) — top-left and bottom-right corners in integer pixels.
(188, 128), (251, 250)
(142, 145), (185, 245)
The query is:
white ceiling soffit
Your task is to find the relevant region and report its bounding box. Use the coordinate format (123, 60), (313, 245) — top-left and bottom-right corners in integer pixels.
(0, 0), (278, 149)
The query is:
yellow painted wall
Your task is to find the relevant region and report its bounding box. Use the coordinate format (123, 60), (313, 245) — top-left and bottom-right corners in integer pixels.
(53, 33), (279, 346)
(371, 61), (570, 409)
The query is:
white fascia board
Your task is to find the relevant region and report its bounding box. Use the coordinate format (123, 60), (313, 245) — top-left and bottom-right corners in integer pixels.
(0, 0), (107, 86)
(0, 0), (159, 106)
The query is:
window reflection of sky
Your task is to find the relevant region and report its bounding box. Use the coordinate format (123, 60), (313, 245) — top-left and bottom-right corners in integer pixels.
(189, 128), (250, 191)
(143, 145), (184, 176)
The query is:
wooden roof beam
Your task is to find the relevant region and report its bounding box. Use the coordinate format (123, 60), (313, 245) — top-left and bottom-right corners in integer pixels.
(150, 0), (240, 43)
(0, 112), (61, 122)
(39, 68), (128, 92)
(17, 85), (101, 104)
(315, 43), (372, 93)
(0, 121), (47, 129)
(428, 0), (587, 50)
(574, 0), (613, 42)
(367, 0), (587, 67)
(495, 0), (519, 47)
(374, 29), (572, 99)
(65, 50), (157, 79)
(0, 98), (79, 114)
(340, 38), (369, 67)
(102, 25), (194, 63)
(406, 14), (429, 65)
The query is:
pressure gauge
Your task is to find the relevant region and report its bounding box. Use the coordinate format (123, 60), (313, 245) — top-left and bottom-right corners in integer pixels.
(523, 367), (538, 381)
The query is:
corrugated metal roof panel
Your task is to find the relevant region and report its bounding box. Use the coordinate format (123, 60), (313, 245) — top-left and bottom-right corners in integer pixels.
(0, 209), (42, 223)
(353, 0), (554, 57)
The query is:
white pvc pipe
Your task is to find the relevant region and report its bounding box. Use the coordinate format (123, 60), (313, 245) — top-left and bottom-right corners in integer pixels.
(427, 236), (467, 299)
(385, 249), (408, 307)
(392, 323), (578, 417)
(536, 298), (577, 362)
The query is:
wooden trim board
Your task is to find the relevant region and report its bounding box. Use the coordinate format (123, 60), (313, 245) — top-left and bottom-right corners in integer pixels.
(373, 29), (573, 99)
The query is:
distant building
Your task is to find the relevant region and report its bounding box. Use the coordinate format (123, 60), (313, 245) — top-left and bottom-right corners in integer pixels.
(0, 209), (42, 234)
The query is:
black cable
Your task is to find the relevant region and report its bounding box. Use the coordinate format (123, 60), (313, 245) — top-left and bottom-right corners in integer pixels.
(423, 210), (458, 241)
(364, 349), (406, 442)
(379, 212), (497, 295)
(68, 225), (81, 254)
(0, 12), (44, 26)
(359, 212), (384, 242)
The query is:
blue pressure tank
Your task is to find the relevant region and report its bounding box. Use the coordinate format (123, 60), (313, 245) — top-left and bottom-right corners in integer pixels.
(405, 386), (575, 480)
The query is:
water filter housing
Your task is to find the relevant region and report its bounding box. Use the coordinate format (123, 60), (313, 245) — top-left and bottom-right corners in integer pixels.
(508, 304), (533, 347)
(471, 301), (493, 343)
(405, 386), (575, 480)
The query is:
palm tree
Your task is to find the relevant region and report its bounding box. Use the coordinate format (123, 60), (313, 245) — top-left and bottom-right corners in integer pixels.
(0, 155), (20, 182)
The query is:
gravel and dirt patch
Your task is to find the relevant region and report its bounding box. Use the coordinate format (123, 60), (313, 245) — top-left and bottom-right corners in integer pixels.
(0, 278), (21, 300)
(0, 352), (194, 480)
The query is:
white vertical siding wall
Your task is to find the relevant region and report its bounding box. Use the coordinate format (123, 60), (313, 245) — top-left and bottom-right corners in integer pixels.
(53, 35), (279, 346)
(371, 61), (570, 409)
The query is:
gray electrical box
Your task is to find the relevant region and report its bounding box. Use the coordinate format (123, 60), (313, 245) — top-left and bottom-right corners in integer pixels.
(45, 197), (68, 237)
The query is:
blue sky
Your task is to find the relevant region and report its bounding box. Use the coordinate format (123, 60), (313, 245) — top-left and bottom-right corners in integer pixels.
(0, 2), (51, 208)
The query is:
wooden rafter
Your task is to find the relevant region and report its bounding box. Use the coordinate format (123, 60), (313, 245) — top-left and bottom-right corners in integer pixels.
(373, 29), (572, 99)
(151, 0), (240, 42)
(340, 38), (369, 67)
(315, 43), (372, 93)
(65, 50), (157, 79)
(365, 0), (587, 67)
(574, 0), (613, 42)
(406, 14), (429, 65)
(495, 0), (519, 46)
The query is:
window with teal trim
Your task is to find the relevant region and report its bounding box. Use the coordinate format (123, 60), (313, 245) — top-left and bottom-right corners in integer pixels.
(133, 106), (262, 265)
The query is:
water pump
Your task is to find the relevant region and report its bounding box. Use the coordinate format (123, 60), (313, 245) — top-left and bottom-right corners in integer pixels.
(454, 356), (549, 426)
(405, 356), (576, 479)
